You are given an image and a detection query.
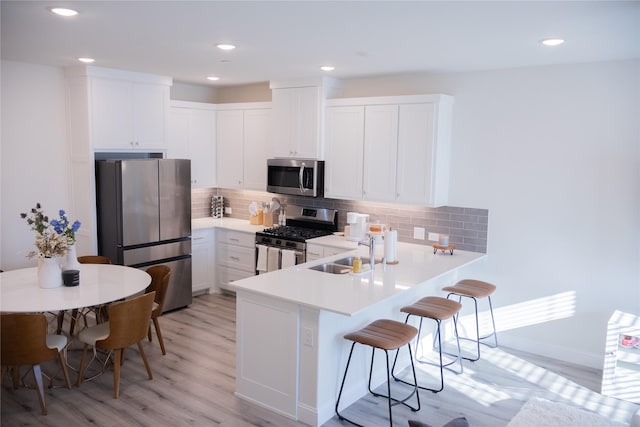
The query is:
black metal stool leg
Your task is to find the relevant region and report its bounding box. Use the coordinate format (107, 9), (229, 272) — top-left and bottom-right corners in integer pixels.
(447, 293), (498, 362)
(335, 342), (364, 427)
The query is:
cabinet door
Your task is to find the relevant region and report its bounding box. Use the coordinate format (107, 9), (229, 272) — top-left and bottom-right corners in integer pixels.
(189, 108), (216, 188)
(363, 105), (399, 202)
(132, 83), (167, 149)
(91, 78), (133, 149)
(271, 88), (297, 157)
(168, 107), (190, 159)
(271, 87), (320, 158)
(216, 110), (244, 188)
(396, 103), (437, 205)
(192, 228), (215, 294)
(294, 86), (321, 158)
(324, 106), (365, 200)
(243, 109), (271, 190)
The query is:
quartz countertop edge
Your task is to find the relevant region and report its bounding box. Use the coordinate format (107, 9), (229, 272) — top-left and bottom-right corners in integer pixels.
(192, 217), (265, 233)
(230, 243), (487, 317)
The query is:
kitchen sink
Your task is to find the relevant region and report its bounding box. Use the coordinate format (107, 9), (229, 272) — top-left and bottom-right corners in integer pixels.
(332, 256), (369, 267)
(309, 263), (352, 274)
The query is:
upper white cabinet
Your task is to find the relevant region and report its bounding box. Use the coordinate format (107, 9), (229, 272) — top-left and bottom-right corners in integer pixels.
(86, 71), (170, 151)
(216, 103), (271, 190)
(324, 94), (454, 207)
(269, 78), (341, 159)
(271, 86), (321, 158)
(324, 106), (365, 200)
(168, 101), (216, 188)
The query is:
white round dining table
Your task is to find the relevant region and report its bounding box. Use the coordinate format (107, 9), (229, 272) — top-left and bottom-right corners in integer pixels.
(0, 264), (151, 313)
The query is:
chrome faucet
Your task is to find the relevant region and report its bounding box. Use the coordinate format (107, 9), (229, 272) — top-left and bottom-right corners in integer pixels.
(358, 234), (377, 267)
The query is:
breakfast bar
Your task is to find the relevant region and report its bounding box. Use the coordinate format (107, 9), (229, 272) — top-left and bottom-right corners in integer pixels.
(230, 242), (486, 426)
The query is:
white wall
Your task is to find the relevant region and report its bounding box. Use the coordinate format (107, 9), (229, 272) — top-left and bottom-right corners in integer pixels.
(1, 60), (71, 270)
(339, 60), (640, 367)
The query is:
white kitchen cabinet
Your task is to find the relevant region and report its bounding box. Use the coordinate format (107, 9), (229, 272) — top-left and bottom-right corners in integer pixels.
(269, 78), (341, 159)
(363, 105), (399, 201)
(271, 86), (321, 158)
(324, 106), (365, 200)
(192, 228), (215, 295)
(168, 101), (216, 188)
(216, 228), (256, 293)
(90, 76), (169, 151)
(216, 104), (271, 190)
(324, 94), (453, 206)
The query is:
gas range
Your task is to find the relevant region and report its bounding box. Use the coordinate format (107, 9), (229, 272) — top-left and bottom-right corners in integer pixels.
(255, 205), (338, 262)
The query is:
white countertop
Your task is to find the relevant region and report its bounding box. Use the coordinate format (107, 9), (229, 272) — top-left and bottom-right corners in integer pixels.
(307, 234), (360, 250)
(192, 217), (265, 234)
(230, 242), (486, 316)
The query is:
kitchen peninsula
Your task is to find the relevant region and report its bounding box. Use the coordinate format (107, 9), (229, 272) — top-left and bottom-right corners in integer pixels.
(230, 242), (486, 426)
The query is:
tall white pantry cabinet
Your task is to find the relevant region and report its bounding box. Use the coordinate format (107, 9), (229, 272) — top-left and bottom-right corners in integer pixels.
(64, 66), (172, 254)
(324, 94), (454, 207)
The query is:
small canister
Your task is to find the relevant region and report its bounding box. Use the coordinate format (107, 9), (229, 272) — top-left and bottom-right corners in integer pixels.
(62, 269), (80, 287)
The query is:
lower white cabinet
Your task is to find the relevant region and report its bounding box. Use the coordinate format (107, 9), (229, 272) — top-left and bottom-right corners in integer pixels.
(216, 229), (256, 292)
(192, 228), (215, 295)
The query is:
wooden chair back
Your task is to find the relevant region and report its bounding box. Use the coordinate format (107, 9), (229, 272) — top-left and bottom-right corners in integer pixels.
(96, 292), (155, 351)
(145, 265), (171, 315)
(1, 313), (58, 366)
(77, 255), (112, 264)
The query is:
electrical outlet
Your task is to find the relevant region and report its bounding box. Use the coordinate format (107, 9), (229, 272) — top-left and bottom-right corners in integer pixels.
(303, 327), (314, 347)
(225, 207), (233, 214)
(413, 227), (425, 240)
(428, 232), (439, 242)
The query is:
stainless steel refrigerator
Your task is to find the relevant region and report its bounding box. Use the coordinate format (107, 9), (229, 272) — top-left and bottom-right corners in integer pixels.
(95, 159), (192, 312)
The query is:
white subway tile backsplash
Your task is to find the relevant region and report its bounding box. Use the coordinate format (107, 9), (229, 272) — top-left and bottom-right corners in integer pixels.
(192, 188), (488, 253)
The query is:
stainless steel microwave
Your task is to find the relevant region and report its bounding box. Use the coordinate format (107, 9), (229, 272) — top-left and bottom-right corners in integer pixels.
(266, 158), (324, 197)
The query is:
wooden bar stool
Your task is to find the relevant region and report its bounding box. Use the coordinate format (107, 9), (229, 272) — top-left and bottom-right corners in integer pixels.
(443, 279), (498, 361)
(335, 319), (421, 427)
(392, 297), (463, 393)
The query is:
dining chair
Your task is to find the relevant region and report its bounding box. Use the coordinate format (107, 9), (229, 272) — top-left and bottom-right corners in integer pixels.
(56, 255), (112, 335)
(145, 265), (171, 355)
(76, 291), (155, 398)
(1, 313), (72, 415)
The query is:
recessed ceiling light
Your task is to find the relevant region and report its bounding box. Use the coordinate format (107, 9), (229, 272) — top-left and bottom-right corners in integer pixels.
(320, 66), (335, 71)
(50, 7), (78, 17)
(78, 57), (95, 63)
(217, 44), (236, 51)
(540, 38), (565, 47)
(207, 76), (220, 81)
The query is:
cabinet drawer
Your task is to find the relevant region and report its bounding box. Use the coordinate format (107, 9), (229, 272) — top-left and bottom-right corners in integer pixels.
(216, 228), (255, 247)
(218, 265), (255, 289)
(217, 242), (255, 271)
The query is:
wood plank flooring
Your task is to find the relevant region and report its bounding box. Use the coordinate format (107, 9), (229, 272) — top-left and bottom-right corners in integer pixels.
(2, 293), (638, 426)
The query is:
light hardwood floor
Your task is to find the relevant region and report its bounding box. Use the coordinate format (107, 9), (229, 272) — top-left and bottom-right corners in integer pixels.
(2, 293), (638, 426)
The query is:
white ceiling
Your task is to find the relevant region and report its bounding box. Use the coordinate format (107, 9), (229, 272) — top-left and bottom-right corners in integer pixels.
(2, 1), (639, 87)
